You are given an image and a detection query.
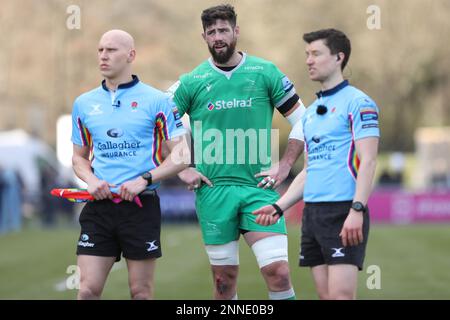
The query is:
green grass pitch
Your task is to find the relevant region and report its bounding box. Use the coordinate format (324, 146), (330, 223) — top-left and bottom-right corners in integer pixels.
(1, 223), (449, 299)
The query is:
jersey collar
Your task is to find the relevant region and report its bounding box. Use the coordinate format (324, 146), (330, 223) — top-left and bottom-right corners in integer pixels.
(208, 52), (247, 79)
(316, 80), (349, 98)
(101, 74), (139, 91)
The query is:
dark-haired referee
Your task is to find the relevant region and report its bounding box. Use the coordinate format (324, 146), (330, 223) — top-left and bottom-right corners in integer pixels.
(253, 28), (380, 300)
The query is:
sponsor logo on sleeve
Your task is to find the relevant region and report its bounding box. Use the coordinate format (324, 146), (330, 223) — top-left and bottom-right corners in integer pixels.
(360, 107), (378, 121)
(281, 76), (294, 93)
(172, 107), (181, 120)
(362, 123), (379, 129)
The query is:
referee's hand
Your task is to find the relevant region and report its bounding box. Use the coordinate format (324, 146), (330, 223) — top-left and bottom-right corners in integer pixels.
(339, 210), (364, 247)
(119, 177), (147, 202)
(252, 205), (281, 226)
(87, 178), (114, 200)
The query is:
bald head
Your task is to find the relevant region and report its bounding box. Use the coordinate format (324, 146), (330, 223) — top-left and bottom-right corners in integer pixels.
(100, 29), (135, 50)
(98, 29), (136, 82)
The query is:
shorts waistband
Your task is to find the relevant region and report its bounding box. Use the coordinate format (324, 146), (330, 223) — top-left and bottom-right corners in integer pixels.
(304, 201), (352, 206)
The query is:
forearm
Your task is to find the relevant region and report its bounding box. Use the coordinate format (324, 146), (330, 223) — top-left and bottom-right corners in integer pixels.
(72, 155), (97, 184)
(279, 139), (303, 169)
(151, 152), (189, 183)
(353, 157), (377, 205)
(276, 168), (306, 210)
(152, 160), (188, 183)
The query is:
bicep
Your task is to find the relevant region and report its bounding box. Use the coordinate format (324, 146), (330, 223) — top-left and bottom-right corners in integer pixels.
(165, 133), (189, 152)
(283, 102), (305, 127)
(282, 101), (300, 117)
(355, 137), (379, 160)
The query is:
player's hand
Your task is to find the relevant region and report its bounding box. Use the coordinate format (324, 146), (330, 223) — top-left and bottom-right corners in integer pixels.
(178, 167), (213, 190)
(86, 178), (114, 200)
(252, 205), (281, 226)
(339, 210), (364, 247)
(119, 177), (148, 202)
(255, 161), (290, 189)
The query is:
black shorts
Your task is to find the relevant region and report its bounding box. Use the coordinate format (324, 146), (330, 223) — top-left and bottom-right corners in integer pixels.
(299, 201), (370, 271)
(76, 192), (162, 261)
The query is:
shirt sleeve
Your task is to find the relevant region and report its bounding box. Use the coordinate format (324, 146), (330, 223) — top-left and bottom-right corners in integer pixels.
(288, 104), (306, 141)
(350, 96), (380, 141)
(157, 95), (186, 141)
(267, 63), (299, 113)
(173, 76), (191, 117)
(71, 98), (91, 147)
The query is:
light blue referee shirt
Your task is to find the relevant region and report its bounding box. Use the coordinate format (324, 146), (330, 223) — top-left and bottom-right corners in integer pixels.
(71, 75), (185, 192)
(302, 80), (380, 202)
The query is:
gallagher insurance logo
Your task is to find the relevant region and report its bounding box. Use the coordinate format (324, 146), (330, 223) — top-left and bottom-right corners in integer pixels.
(107, 128), (124, 138)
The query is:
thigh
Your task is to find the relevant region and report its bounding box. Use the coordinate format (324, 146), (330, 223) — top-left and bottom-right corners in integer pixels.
(195, 185), (241, 245)
(77, 255), (116, 291)
(239, 186), (287, 235)
(328, 264), (359, 299)
(126, 258), (157, 288)
(118, 194), (162, 260)
(310, 265), (329, 299)
(244, 232), (289, 272)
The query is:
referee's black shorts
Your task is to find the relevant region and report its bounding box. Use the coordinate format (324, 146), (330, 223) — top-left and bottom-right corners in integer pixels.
(76, 191), (162, 262)
(299, 201), (370, 271)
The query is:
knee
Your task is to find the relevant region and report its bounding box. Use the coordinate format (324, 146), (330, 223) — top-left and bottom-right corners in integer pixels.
(213, 268), (238, 296)
(329, 290), (354, 300)
(77, 286), (102, 300)
(262, 262), (291, 289)
(130, 283), (153, 300)
(317, 291), (330, 300)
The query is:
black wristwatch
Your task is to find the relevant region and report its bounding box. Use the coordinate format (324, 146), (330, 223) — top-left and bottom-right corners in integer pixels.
(142, 171), (153, 186)
(351, 201), (366, 213)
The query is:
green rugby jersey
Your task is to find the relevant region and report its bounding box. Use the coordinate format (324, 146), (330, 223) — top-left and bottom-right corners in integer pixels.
(173, 53), (298, 186)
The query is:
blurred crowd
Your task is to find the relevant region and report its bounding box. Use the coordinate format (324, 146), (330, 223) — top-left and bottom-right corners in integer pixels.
(0, 130), (77, 234)
(0, 168), (22, 234)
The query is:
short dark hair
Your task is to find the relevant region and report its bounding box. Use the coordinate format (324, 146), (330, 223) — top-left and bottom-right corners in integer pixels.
(201, 4), (237, 31)
(303, 28), (351, 70)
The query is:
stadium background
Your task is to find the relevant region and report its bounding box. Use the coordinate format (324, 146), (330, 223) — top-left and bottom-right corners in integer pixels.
(1, 0), (450, 300)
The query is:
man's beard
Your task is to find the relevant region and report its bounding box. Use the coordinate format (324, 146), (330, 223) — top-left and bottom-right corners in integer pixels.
(208, 39), (237, 65)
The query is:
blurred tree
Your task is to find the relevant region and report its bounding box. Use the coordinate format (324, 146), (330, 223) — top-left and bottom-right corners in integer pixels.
(0, 0), (448, 156)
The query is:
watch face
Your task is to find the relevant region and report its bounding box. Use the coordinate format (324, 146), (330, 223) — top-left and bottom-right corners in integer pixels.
(142, 172), (152, 184)
(352, 202), (364, 211)
(143, 173), (151, 179)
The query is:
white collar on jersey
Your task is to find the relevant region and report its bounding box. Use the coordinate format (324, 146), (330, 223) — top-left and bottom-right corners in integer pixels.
(208, 52), (247, 79)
